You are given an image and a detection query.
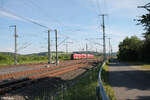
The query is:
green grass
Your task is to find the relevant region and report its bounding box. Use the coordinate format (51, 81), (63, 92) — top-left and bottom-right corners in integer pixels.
(140, 65), (150, 72)
(102, 64), (116, 100)
(0, 53), (71, 66)
(55, 68), (99, 100)
(0, 59), (48, 66)
(33, 62), (115, 100)
(143, 65), (150, 67)
(55, 63), (116, 100)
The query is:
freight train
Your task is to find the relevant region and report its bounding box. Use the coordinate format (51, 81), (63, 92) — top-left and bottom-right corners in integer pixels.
(71, 53), (94, 60)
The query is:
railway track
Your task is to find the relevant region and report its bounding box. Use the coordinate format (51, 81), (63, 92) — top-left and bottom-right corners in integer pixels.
(0, 60), (95, 95)
(0, 60), (87, 80)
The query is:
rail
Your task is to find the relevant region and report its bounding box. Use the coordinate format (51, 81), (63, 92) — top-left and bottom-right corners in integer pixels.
(98, 62), (110, 100)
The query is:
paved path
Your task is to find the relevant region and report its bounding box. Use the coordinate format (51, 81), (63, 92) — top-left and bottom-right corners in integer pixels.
(109, 62), (150, 100)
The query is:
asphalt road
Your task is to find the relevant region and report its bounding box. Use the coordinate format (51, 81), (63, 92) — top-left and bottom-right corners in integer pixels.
(109, 61), (150, 100)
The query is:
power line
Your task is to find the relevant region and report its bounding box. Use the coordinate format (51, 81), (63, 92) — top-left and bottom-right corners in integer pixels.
(0, 0), (3, 8)
(65, 41), (73, 53)
(22, 0), (64, 27)
(1, 8), (50, 29)
(96, 0), (101, 13)
(58, 37), (68, 47)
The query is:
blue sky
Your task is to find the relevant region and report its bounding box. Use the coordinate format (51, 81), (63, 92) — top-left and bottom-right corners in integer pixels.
(0, 0), (149, 54)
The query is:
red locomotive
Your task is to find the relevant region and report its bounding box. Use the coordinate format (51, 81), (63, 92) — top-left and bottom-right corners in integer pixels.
(71, 53), (94, 60)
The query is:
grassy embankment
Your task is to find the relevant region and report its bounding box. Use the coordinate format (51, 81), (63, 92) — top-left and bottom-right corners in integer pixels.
(138, 65), (150, 75)
(53, 62), (116, 100)
(102, 63), (116, 100)
(141, 65), (150, 69)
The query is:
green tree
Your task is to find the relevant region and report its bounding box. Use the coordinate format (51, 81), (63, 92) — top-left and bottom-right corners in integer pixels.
(137, 14), (150, 37)
(137, 13), (150, 62)
(118, 36), (143, 61)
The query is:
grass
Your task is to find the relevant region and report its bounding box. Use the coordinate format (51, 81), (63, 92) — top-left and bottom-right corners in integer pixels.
(55, 68), (99, 100)
(33, 62), (116, 100)
(55, 62), (116, 100)
(0, 59), (48, 66)
(140, 65), (150, 72)
(143, 65), (150, 68)
(0, 53), (71, 66)
(102, 64), (116, 100)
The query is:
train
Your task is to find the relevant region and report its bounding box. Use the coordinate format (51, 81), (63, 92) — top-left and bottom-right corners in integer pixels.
(71, 53), (94, 60)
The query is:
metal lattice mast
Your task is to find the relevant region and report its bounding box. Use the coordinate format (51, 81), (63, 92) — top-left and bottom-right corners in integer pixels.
(48, 30), (51, 64)
(10, 25), (18, 65)
(100, 14), (107, 61)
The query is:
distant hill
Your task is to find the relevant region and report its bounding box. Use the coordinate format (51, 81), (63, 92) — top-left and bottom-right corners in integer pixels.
(0, 51), (67, 56)
(26, 51), (66, 56)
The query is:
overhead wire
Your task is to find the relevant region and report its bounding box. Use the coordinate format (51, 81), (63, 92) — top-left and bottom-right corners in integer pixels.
(0, 0), (3, 8)
(0, 8), (50, 29)
(96, 0), (101, 14)
(22, 0), (64, 28)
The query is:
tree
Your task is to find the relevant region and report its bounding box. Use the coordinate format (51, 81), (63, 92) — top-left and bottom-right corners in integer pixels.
(137, 14), (150, 37)
(137, 13), (150, 62)
(118, 36), (143, 61)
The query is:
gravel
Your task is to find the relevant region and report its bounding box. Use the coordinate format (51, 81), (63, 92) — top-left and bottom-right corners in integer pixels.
(0, 66), (45, 75)
(0, 62), (96, 100)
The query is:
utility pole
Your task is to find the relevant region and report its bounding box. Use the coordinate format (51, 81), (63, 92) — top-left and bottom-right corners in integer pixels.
(55, 29), (58, 65)
(100, 14), (107, 61)
(66, 43), (68, 53)
(48, 30), (51, 64)
(96, 48), (97, 53)
(65, 41), (73, 53)
(111, 45), (113, 57)
(86, 43), (88, 59)
(108, 38), (112, 58)
(10, 25), (18, 65)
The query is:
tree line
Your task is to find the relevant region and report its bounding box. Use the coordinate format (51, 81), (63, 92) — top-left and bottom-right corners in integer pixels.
(117, 11), (150, 62)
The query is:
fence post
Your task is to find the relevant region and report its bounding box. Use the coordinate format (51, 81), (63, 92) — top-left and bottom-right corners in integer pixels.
(61, 84), (64, 100)
(96, 86), (100, 100)
(51, 95), (54, 100)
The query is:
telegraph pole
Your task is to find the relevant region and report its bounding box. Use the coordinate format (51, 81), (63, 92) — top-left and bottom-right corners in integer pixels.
(48, 30), (51, 64)
(96, 48), (97, 53)
(66, 43), (68, 53)
(111, 45), (113, 57)
(65, 41), (73, 53)
(10, 25), (18, 65)
(55, 29), (58, 65)
(108, 38), (111, 58)
(100, 14), (107, 61)
(86, 43), (88, 59)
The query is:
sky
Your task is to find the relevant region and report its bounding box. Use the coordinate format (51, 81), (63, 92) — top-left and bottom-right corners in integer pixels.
(0, 0), (149, 54)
